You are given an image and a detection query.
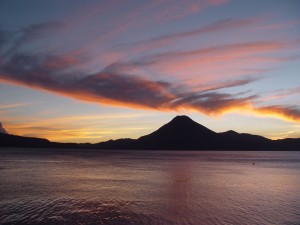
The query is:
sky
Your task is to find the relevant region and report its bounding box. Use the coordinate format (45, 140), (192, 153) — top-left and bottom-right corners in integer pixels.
(0, 0), (300, 143)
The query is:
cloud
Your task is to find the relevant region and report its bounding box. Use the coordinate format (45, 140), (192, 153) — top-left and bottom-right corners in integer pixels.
(139, 0), (229, 24)
(121, 17), (258, 51)
(0, 122), (7, 134)
(0, 52), (175, 109)
(1, 51), (300, 122)
(115, 40), (294, 86)
(20, 21), (63, 39)
(255, 105), (300, 122)
(137, 41), (291, 65)
(66, 0), (231, 58)
(0, 40), (259, 115)
(275, 86), (300, 97)
(0, 102), (36, 109)
(169, 92), (257, 115)
(207, 0), (229, 4)
(191, 76), (260, 92)
(0, 30), (7, 51)
(258, 86), (300, 102)
(1, 23), (299, 123)
(3, 21), (64, 56)
(123, 40), (296, 85)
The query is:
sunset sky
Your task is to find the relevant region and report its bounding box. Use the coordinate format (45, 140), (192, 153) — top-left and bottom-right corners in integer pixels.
(0, 0), (300, 143)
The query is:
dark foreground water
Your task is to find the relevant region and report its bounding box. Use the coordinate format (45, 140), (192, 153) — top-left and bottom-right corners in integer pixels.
(0, 148), (300, 225)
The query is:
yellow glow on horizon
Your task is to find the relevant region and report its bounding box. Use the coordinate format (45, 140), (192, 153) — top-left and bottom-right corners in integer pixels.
(2, 112), (155, 143)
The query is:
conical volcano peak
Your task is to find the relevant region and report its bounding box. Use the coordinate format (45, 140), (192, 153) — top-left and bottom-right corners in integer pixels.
(171, 115), (194, 122)
(169, 115), (203, 126)
(168, 115), (202, 127)
(160, 115), (216, 135)
(136, 115), (217, 149)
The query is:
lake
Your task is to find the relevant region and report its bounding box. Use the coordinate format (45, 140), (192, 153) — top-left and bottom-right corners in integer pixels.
(1, 148), (300, 225)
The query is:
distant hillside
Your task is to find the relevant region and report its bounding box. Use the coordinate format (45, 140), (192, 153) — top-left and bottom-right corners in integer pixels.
(0, 116), (299, 150)
(0, 132), (51, 147)
(0, 133), (91, 149)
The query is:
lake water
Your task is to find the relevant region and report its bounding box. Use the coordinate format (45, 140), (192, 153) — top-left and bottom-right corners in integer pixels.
(0, 148), (300, 225)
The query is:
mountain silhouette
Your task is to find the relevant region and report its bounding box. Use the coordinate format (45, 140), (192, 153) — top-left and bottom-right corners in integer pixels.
(0, 132), (51, 147)
(0, 115), (299, 150)
(131, 115), (274, 150)
(135, 115), (216, 149)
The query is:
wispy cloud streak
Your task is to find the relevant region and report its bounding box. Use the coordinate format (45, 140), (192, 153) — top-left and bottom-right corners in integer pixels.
(0, 102), (36, 109)
(135, 41), (292, 65)
(120, 17), (259, 51)
(3, 21), (64, 56)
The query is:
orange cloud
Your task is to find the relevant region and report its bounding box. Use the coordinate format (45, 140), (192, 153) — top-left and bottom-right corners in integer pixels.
(255, 106), (300, 122)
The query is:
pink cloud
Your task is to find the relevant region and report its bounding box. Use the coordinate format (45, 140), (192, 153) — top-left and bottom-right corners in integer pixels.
(120, 17), (259, 53)
(131, 40), (293, 85)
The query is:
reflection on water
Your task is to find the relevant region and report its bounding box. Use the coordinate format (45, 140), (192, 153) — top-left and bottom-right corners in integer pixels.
(1, 149), (300, 225)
